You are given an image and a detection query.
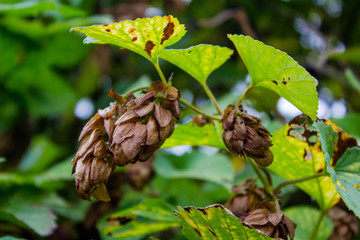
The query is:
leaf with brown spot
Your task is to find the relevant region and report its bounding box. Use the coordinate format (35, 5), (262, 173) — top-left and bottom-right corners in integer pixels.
(71, 15), (186, 64)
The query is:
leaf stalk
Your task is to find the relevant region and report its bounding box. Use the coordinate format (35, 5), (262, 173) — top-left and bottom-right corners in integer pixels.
(202, 83), (223, 116)
(179, 98), (221, 121)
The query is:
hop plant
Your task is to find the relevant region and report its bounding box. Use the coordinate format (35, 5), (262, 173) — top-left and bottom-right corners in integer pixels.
(221, 105), (273, 167)
(72, 82), (180, 201)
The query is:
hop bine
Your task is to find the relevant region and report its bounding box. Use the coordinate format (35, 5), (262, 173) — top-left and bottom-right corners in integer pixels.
(221, 105), (273, 167)
(72, 81), (180, 201)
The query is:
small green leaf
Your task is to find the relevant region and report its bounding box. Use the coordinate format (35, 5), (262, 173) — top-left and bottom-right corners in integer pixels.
(228, 34), (318, 120)
(314, 121), (360, 218)
(71, 16), (186, 64)
(175, 204), (274, 240)
(162, 122), (226, 149)
(284, 206), (333, 240)
(99, 199), (178, 238)
(159, 44), (233, 84)
(154, 151), (234, 190)
(269, 125), (339, 209)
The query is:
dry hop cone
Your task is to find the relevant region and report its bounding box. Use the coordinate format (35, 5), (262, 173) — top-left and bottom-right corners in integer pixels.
(72, 89), (130, 201)
(221, 105), (273, 167)
(71, 100), (122, 202)
(110, 81), (180, 166)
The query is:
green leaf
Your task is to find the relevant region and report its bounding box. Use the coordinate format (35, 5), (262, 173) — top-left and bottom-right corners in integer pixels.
(1, 197), (57, 236)
(314, 121), (360, 218)
(71, 16), (186, 64)
(175, 204), (274, 240)
(159, 44), (233, 84)
(99, 199), (178, 238)
(162, 122), (226, 149)
(284, 206), (333, 240)
(331, 113), (360, 140)
(154, 151), (234, 190)
(269, 125), (340, 209)
(228, 34), (318, 120)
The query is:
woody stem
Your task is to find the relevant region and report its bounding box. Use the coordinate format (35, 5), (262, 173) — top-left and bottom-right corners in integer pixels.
(201, 83), (223, 116)
(179, 98), (222, 121)
(154, 61), (169, 85)
(245, 153), (273, 195)
(236, 84), (253, 106)
(273, 172), (325, 196)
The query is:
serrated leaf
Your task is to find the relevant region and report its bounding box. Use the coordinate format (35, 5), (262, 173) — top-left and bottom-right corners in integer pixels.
(161, 122), (226, 149)
(269, 125), (340, 209)
(175, 204), (274, 240)
(71, 15), (186, 64)
(154, 151), (234, 190)
(159, 44), (233, 84)
(228, 34), (318, 120)
(99, 199), (178, 238)
(314, 121), (360, 218)
(284, 206), (333, 240)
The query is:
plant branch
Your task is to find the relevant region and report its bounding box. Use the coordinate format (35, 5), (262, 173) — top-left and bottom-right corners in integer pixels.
(236, 84), (253, 106)
(309, 210), (326, 240)
(245, 153), (273, 195)
(202, 83), (223, 116)
(273, 172), (325, 196)
(154, 61), (168, 85)
(124, 86), (148, 98)
(179, 98), (221, 121)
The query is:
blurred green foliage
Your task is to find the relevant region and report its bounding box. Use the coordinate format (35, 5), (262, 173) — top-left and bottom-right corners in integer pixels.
(1, 0), (360, 239)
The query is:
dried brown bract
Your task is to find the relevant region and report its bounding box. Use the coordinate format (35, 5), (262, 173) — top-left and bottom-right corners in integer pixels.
(192, 114), (214, 127)
(110, 81), (180, 166)
(221, 105), (273, 167)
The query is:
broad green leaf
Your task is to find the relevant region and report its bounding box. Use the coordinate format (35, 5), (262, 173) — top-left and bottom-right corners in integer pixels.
(19, 135), (64, 172)
(314, 121), (360, 218)
(154, 151), (234, 190)
(1, 197), (57, 236)
(71, 15), (186, 64)
(159, 44), (233, 84)
(228, 34), (318, 120)
(99, 199), (178, 238)
(0, 236), (27, 240)
(269, 125), (340, 209)
(162, 122), (226, 149)
(284, 206), (333, 240)
(175, 204), (274, 240)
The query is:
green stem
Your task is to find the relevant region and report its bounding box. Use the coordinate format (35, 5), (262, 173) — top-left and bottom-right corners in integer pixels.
(124, 86), (148, 98)
(273, 172), (325, 196)
(236, 84), (253, 106)
(179, 98), (221, 121)
(201, 83), (223, 116)
(245, 153), (273, 195)
(154, 61), (168, 85)
(309, 210), (326, 240)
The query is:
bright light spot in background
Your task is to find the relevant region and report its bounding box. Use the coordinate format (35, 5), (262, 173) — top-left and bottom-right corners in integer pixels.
(144, 7), (163, 18)
(164, 145), (192, 156)
(183, 0), (192, 5)
(331, 100), (347, 118)
(277, 97), (302, 120)
(74, 97), (94, 120)
(317, 98), (331, 119)
(199, 146), (218, 155)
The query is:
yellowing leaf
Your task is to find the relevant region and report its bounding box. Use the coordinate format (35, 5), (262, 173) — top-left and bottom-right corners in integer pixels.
(159, 44), (233, 84)
(228, 34), (318, 120)
(71, 15), (186, 63)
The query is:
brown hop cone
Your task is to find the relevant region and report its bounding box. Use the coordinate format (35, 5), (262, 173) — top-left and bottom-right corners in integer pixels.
(221, 105), (273, 167)
(233, 201), (296, 240)
(72, 100), (123, 202)
(110, 81), (180, 166)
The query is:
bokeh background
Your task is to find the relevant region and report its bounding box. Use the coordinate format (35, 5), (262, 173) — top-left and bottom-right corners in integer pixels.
(1, 0), (360, 239)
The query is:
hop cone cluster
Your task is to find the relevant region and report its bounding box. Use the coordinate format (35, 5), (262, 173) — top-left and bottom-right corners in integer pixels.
(72, 81), (180, 201)
(221, 105), (273, 167)
(227, 180), (296, 240)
